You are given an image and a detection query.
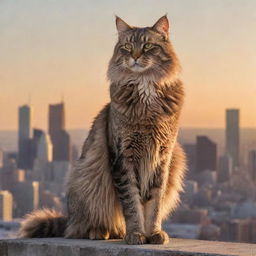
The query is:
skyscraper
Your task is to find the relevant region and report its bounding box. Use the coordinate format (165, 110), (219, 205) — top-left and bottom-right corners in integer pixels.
(217, 154), (233, 183)
(0, 190), (13, 221)
(0, 158), (20, 190)
(48, 102), (71, 161)
(49, 103), (65, 135)
(226, 109), (240, 168)
(33, 131), (53, 181)
(196, 136), (217, 173)
(12, 181), (39, 217)
(37, 132), (53, 162)
(32, 129), (44, 159)
(0, 148), (3, 169)
(248, 150), (256, 183)
(18, 105), (33, 169)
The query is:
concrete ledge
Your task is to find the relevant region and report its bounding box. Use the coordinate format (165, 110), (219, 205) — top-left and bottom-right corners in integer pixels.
(0, 238), (256, 256)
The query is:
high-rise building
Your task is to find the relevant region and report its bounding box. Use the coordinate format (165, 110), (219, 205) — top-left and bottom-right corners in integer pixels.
(37, 132), (53, 162)
(248, 150), (256, 183)
(12, 181), (39, 217)
(0, 148), (3, 168)
(226, 109), (240, 168)
(31, 129), (44, 160)
(0, 158), (24, 191)
(0, 190), (13, 221)
(33, 131), (53, 181)
(196, 136), (217, 173)
(48, 102), (71, 161)
(18, 105), (33, 169)
(49, 102), (65, 135)
(218, 154), (233, 183)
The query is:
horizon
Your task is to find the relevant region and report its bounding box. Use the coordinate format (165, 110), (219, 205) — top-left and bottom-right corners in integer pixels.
(2, 126), (256, 132)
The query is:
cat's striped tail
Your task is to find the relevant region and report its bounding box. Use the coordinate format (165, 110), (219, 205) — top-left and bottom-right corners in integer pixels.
(19, 209), (67, 238)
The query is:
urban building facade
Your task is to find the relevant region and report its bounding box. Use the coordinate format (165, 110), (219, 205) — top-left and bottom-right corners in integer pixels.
(226, 109), (240, 168)
(196, 136), (217, 173)
(218, 154), (233, 183)
(18, 105), (33, 169)
(248, 150), (256, 183)
(0, 191), (13, 221)
(48, 102), (71, 161)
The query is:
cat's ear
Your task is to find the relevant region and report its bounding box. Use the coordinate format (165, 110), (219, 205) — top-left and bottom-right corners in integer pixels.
(115, 16), (132, 34)
(152, 15), (169, 37)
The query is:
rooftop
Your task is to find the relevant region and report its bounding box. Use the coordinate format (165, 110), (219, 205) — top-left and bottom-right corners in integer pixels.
(1, 238), (256, 256)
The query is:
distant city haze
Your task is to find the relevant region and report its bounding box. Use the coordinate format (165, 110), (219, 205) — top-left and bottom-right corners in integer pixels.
(1, 0), (256, 130)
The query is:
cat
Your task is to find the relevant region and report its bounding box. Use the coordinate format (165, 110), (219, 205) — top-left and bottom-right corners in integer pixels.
(19, 15), (186, 245)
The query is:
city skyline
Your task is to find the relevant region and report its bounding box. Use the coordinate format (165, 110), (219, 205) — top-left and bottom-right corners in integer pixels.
(0, 101), (255, 131)
(1, 0), (256, 130)
(1, 96), (256, 243)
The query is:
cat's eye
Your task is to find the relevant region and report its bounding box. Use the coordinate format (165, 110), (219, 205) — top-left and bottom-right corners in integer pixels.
(124, 43), (132, 51)
(144, 43), (153, 50)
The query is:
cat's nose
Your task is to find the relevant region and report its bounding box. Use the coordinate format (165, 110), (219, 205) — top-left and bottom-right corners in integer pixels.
(132, 51), (141, 61)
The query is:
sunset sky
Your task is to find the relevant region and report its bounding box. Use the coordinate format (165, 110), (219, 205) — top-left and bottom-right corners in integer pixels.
(1, 0), (256, 130)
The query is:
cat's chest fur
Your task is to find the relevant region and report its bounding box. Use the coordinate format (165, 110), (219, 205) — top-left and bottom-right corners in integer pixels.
(136, 78), (158, 105)
(111, 77), (184, 129)
(111, 77), (170, 122)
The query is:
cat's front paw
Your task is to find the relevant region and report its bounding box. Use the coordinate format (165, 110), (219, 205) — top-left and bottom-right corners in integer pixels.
(148, 230), (169, 244)
(89, 228), (110, 240)
(125, 232), (147, 245)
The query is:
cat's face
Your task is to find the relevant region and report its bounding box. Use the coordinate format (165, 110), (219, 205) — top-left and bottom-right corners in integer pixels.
(108, 16), (179, 80)
(117, 28), (169, 73)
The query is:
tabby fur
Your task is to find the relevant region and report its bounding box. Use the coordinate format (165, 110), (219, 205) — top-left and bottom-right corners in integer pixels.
(20, 15), (186, 245)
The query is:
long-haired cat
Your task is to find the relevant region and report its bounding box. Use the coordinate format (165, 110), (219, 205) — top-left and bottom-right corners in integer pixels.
(20, 15), (186, 245)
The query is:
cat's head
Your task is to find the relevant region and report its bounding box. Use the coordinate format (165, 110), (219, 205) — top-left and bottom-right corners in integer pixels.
(108, 15), (180, 82)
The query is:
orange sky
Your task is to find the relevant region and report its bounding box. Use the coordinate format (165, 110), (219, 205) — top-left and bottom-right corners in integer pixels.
(1, 0), (256, 130)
